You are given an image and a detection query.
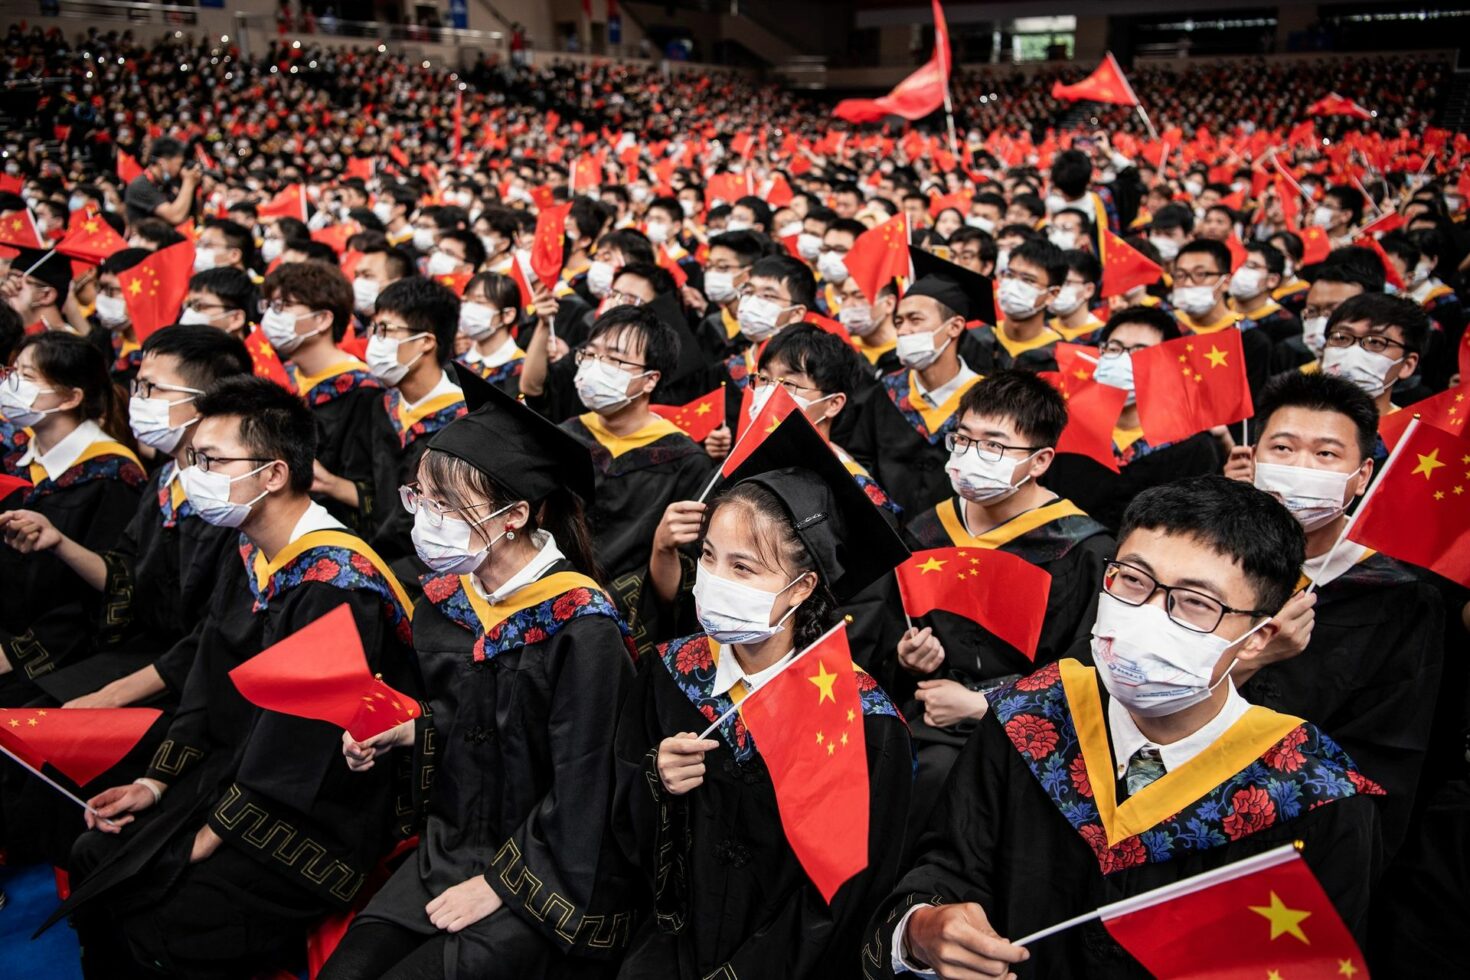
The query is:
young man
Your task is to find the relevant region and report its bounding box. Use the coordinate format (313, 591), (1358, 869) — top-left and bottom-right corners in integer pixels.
(1269, 247), (1384, 376)
(56, 376), (417, 979)
(123, 137), (198, 226)
(90, 248), (149, 382)
(1267, 230), (1310, 316)
(895, 371), (1113, 840)
(1145, 203), (1193, 275)
(867, 477), (1384, 977)
(3, 247), (71, 335)
(193, 219), (257, 279)
(1225, 371), (1443, 854)
(350, 243), (413, 322)
(837, 273), (900, 375)
(715, 254), (815, 432)
(1381, 229), (1462, 392)
(1228, 241), (1300, 343)
(182, 267), (256, 344)
(692, 230), (766, 366)
(814, 217), (866, 316)
(1318, 292), (1429, 418)
(1047, 249), (1104, 342)
(1314, 184), (1366, 249)
(1170, 239), (1273, 395)
(557, 304), (713, 581)
(963, 240), (1066, 372)
(1047, 209), (1092, 254)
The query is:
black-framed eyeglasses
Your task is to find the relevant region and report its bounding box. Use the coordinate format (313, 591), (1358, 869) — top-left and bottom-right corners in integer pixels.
(131, 378), (204, 399)
(751, 371), (822, 396)
(1099, 341), (1153, 356)
(1172, 268), (1225, 286)
(1324, 330), (1405, 355)
(1103, 560), (1267, 634)
(185, 448), (275, 473)
(364, 321), (424, 340)
(944, 432), (1044, 461)
(574, 347), (645, 372)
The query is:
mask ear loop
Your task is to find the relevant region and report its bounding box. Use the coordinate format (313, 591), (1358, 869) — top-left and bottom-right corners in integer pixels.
(769, 571), (814, 631)
(1208, 615), (1273, 692)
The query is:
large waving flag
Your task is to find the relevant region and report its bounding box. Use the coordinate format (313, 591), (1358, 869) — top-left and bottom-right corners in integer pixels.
(57, 211), (128, 265)
(834, 0), (950, 123)
(1051, 52), (1140, 107)
(530, 202), (573, 290)
(895, 547), (1051, 659)
(117, 239), (194, 340)
(1307, 93), (1372, 121)
(1132, 331), (1252, 445)
(1098, 229), (1162, 298)
(1042, 343), (1129, 472)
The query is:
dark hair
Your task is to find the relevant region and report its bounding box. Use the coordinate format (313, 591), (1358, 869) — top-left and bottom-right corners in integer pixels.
(148, 137), (186, 163)
(438, 229), (487, 270)
(1268, 231), (1304, 264)
(1051, 149), (1093, 199)
(958, 369), (1067, 446)
(0, 303), (23, 364)
(997, 222), (1044, 244)
(284, 240), (341, 266)
(614, 261), (675, 297)
(758, 324), (865, 396)
(749, 255), (817, 311)
(1326, 292), (1431, 355)
(140, 323), (253, 390)
(202, 218), (256, 267)
(732, 196), (773, 232)
(1062, 248), (1103, 286)
(804, 205), (838, 229)
(1053, 207), (1093, 231)
(706, 230), (766, 267)
(130, 218), (185, 250)
(1377, 231), (1419, 269)
(1119, 476), (1304, 614)
(1244, 242), (1285, 277)
(20, 332), (127, 442)
(1100, 305), (1181, 344)
(1011, 193), (1046, 220)
(360, 244), (415, 282)
(1253, 370), (1378, 461)
(588, 304), (681, 382)
(194, 376), (315, 492)
(263, 262), (354, 342)
(189, 267), (258, 324)
(568, 197), (613, 244)
(1311, 247), (1386, 293)
(706, 481), (838, 649)
(1009, 239), (1068, 287)
(1150, 202), (1195, 234)
(827, 218), (868, 241)
(464, 271), (521, 314)
(1324, 185), (1366, 226)
(476, 206), (520, 242)
(1177, 238), (1232, 275)
(596, 228), (655, 266)
(646, 196), (683, 224)
(376, 277), (461, 366)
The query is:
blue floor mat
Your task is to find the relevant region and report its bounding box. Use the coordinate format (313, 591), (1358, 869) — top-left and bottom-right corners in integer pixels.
(0, 863), (83, 979)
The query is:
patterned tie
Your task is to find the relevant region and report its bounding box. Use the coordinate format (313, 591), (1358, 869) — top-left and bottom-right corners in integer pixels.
(1124, 747), (1166, 796)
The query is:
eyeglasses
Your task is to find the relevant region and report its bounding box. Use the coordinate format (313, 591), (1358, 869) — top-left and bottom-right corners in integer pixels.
(131, 379), (204, 399)
(751, 371), (822, 396)
(601, 290), (645, 308)
(259, 300), (318, 316)
(574, 347), (645, 372)
(1324, 330), (1405, 355)
(944, 432), (1043, 461)
(364, 321), (423, 339)
(0, 368), (49, 393)
(184, 448), (275, 473)
(184, 301), (233, 314)
(1099, 341), (1153, 356)
(1103, 560), (1266, 634)
(398, 483), (487, 528)
(1172, 268), (1225, 286)
(998, 269), (1045, 288)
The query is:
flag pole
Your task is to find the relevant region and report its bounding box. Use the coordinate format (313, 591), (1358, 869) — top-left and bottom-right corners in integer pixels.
(936, 8), (959, 161)
(0, 743), (117, 827)
(697, 618), (850, 740)
(1134, 105), (1160, 143)
(696, 409), (764, 503)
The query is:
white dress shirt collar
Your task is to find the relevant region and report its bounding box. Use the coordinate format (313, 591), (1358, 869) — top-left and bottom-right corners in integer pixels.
(1107, 681), (1252, 781)
(17, 419), (105, 482)
(711, 643), (795, 698)
(912, 358), (977, 409)
(468, 529), (565, 604)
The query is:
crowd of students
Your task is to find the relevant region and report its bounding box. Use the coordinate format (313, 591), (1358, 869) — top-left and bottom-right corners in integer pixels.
(0, 24), (1468, 980)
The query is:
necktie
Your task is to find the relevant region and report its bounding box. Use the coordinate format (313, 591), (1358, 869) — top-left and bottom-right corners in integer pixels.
(1124, 746), (1166, 796)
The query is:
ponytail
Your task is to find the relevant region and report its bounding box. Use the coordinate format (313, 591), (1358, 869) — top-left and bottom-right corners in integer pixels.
(536, 487), (606, 589)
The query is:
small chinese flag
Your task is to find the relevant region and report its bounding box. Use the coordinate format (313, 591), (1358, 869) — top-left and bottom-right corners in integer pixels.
(1050, 52), (1140, 107)
(764, 173), (795, 208)
(508, 252), (537, 312)
(1098, 230), (1161, 299)
(652, 387), (725, 443)
(243, 328), (294, 390)
(704, 172), (746, 208)
(0, 473), (33, 502)
(655, 244), (688, 289)
(0, 210), (44, 249)
(258, 183), (308, 222)
(844, 214), (910, 304)
(0, 708), (161, 786)
(56, 212), (128, 264)
(116, 150), (144, 185)
(311, 221), (360, 256)
(738, 622), (869, 902)
(1358, 209), (1404, 238)
(726, 382), (801, 473)
(895, 547), (1051, 659)
(229, 604), (420, 742)
(346, 157), (374, 181)
(1299, 226), (1332, 265)
(1379, 384), (1470, 451)
(1132, 330), (1253, 446)
(117, 239), (194, 340)
(1042, 344), (1129, 472)
(1348, 419), (1470, 587)
(1307, 92), (1373, 120)
(1102, 845), (1366, 979)
(530, 202), (573, 290)
(1224, 235), (1249, 272)
(436, 271), (473, 297)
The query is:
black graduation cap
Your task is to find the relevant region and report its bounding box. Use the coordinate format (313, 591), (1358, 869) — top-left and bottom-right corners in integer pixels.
(12, 246), (71, 298)
(430, 362), (596, 504)
(906, 246), (995, 322)
(720, 412), (910, 602)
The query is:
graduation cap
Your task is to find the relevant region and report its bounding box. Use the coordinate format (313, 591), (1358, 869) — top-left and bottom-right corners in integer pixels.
(12, 246), (71, 298)
(906, 246), (994, 323)
(721, 412), (909, 602)
(429, 362), (595, 504)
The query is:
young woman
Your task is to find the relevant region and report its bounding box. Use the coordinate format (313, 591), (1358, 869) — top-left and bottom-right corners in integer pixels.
(613, 421), (912, 980)
(0, 332), (144, 706)
(454, 272), (526, 395)
(323, 366), (642, 980)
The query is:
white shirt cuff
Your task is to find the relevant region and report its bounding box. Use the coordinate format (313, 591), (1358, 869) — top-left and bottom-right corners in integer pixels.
(891, 903), (939, 976)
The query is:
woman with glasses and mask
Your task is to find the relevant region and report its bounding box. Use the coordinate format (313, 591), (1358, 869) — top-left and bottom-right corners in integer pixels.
(613, 417), (912, 980)
(325, 365), (643, 980)
(0, 332), (144, 706)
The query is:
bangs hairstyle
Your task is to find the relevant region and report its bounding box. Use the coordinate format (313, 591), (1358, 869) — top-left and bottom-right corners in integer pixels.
(758, 324), (866, 396)
(417, 448), (602, 584)
(958, 369), (1067, 447)
(376, 277), (461, 365)
(194, 376), (316, 493)
(19, 331), (125, 440)
(263, 261), (355, 342)
(1252, 370), (1378, 462)
(464, 271), (521, 313)
(587, 304), (681, 381)
(703, 481), (839, 649)
(749, 255), (817, 312)
(140, 324), (253, 390)
(1119, 475), (1304, 615)
(1326, 292), (1430, 354)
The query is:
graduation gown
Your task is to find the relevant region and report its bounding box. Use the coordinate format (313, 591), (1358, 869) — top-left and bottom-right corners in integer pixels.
(1044, 430), (1225, 534)
(352, 562), (643, 978)
(366, 385), (467, 567)
(295, 360), (383, 532)
(1241, 552), (1444, 856)
(861, 659), (1386, 978)
(960, 323), (1063, 374)
(561, 413), (715, 583)
(614, 634), (913, 980)
(0, 436), (144, 703)
(455, 348), (526, 397)
(50, 528), (420, 936)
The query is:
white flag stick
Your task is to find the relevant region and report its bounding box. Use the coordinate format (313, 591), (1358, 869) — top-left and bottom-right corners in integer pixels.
(697, 619), (848, 739)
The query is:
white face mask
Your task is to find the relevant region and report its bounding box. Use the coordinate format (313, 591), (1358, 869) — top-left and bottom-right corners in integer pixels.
(1047, 284), (1085, 317)
(1301, 316), (1328, 357)
(261, 238), (285, 263)
(352, 277), (381, 314)
(777, 221), (803, 239)
(965, 215), (996, 234)
(366, 332), (428, 385)
(1228, 267), (1266, 300)
(587, 260), (617, 298)
(1171, 284), (1218, 318)
(999, 277), (1048, 319)
(574, 358), (648, 413)
(737, 294), (789, 342)
(261, 308), (326, 355)
(693, 565), (803, 646)
(645, 220), (671, 245)
(1320, 344), (1403, 397)
(425, 251), (460, 278)
(1091, 592), (1268, 718)
(177, 307), (217, 327)
(796, 233), (823, 262)
(193, 248), (217, 273)
(705, 270), (739, 305)
(412, 227), (438, 252)
(839, 301), (877, 337)
(0, 376), (61, 427)
(129, 392), (201, 454)
(1311, 205), (1337, 230)
(725, 219), (753, 233)
(1148, 235), (1181, 262)
(1183, 179), (1204, 198)
(1048, 229), (1078, 251)
(178, 461), (271, 528)
(896, 324), (952, 370)
(1410, 261), (1432, 287)
(95, 293), (130, 328)
(1253, 461), (1354, 531)
(458, 301), (499, 341)
(946, 446), (1036, 503)
(816, 251), (850, 284)
(410, 501), (514, 575)
(1093, 351), (1136, 406)
(680, 199), (697, 217)
(372, 201), (394, 224)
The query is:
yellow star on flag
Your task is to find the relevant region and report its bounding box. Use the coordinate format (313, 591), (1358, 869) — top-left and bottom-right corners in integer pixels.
(1205, 345), (1229, 367)
(808, 660), (838, 704)
(128, 279), (143, 295)
(1412, 448), (1446, 480)
(826, 742), (835, 756)
(1249, 891), (1312, 944)
(1434, 491), (1445, 500)
(1338, 959), (1359, 977)
(84, 219), (99, 233)
(694, 402), (711, 415)
(917, 557), (947, 573)
(1267, 971), (1283, 980)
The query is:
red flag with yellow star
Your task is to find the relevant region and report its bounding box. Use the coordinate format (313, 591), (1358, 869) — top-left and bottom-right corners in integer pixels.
(0, 708), (161, 786)
(1098, 229), (1162, 299)
(242, 327), (294, 391)
(56, 211), (128, 264)
(1050, 52), (1140, 107)
(530, 202), (573, 290)
(435, 270), (473, 297)
(117, 239), (194, 340)
(725, 382), (801, 475)
(1379, 383), (1469, 451)
(228, 604), (419, 742)
(1100, 844), (1366, 979)
(1348, 418), (1470, 587)
(0, 209), (44, 249)
(1042, 343), (1130, 472)
(1132, 330), (1253, 446)
(843, 214), (911, 304)
(737, 622), (868, 902)
(651, 386), (725, 443)
(895, 547), (1052, 659)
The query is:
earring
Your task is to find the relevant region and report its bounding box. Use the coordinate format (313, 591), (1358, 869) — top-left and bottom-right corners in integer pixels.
(504, 524), (515, 540)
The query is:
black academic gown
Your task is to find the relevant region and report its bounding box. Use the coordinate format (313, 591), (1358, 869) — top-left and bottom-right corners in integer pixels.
(1044, 431), (1225, 534)
(861, 659), (1385, 978)
(1241, 552), (1444, 856)
(365, 384), (467, 570)
(614, 633), (913, 980)
(348, 561), (643, 978)
(960, 323), (1062, 374)
(297, 363), (382, 532)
